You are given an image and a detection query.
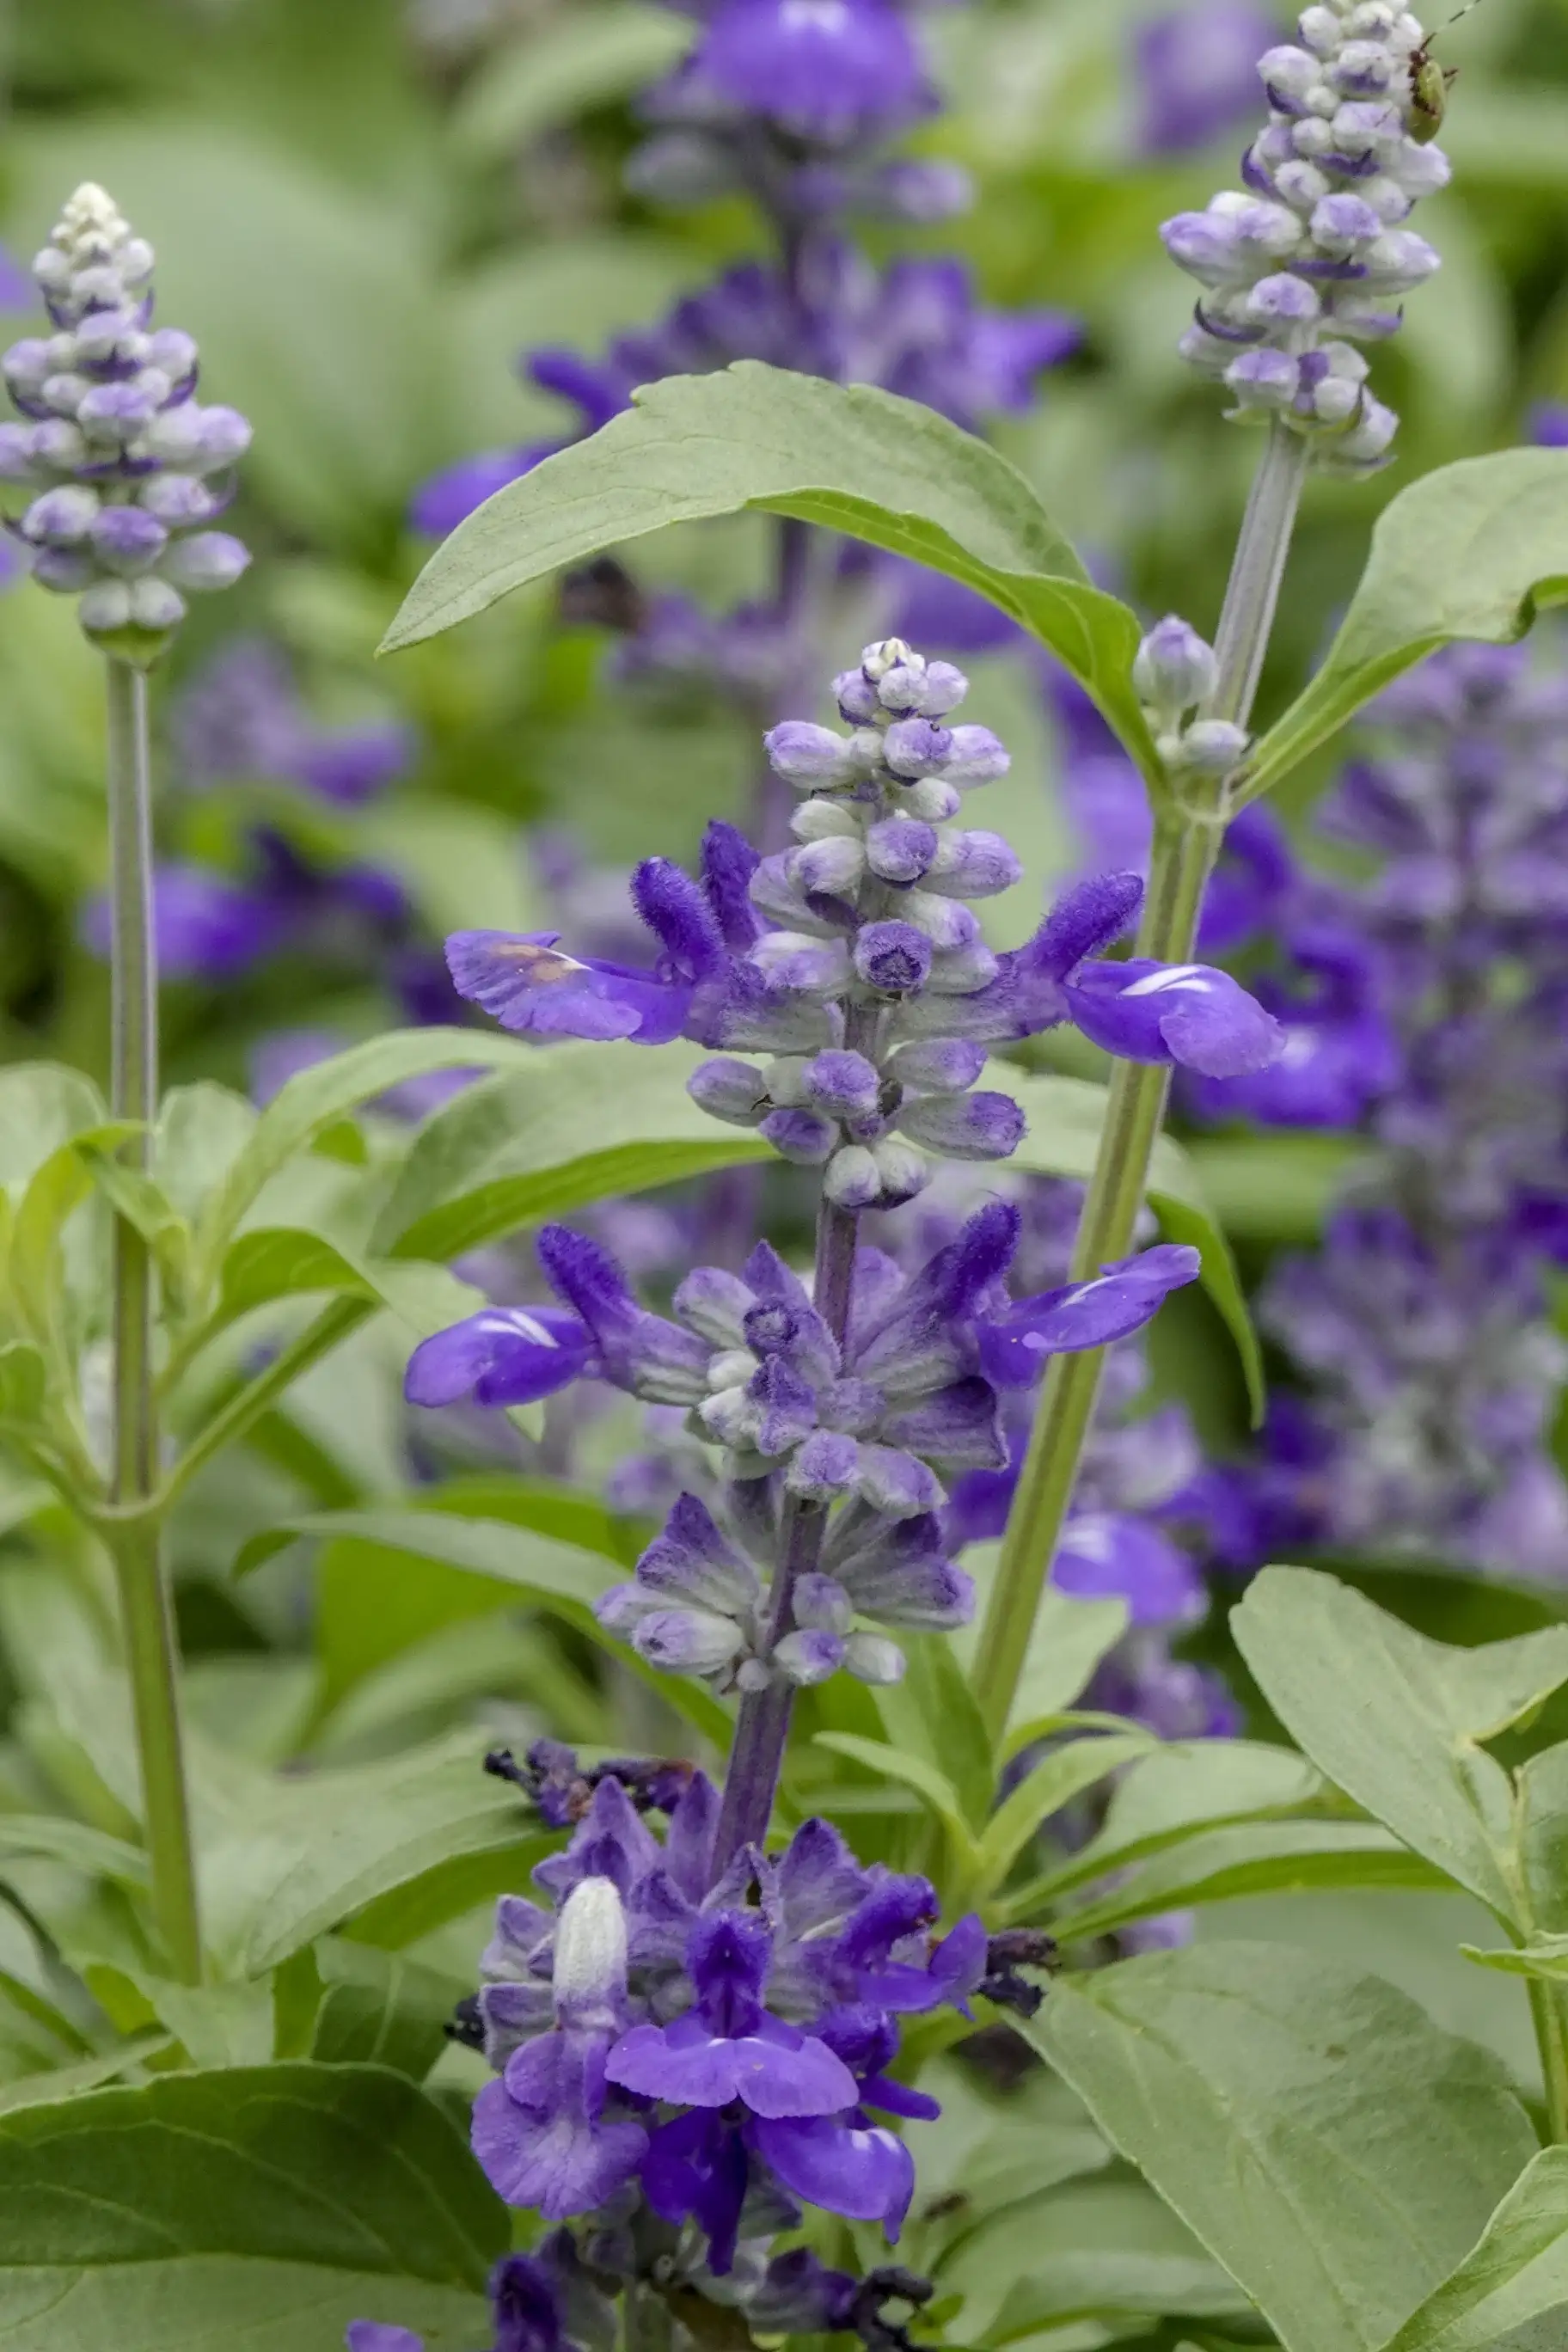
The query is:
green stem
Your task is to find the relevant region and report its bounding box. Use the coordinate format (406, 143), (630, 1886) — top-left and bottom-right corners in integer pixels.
(971, 812), (1221, 1739)
(103, 658), (202, 1985)
(1528, 1977), (1568, 2142)
(971, 419), (1309, 1744)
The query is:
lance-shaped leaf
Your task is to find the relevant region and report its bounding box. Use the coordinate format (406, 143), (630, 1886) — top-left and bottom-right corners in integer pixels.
(1232, 1565), (1568, 1920)
(1029, 1941), (1538, 2352)
(1239, 449), (1568, 804)
(381, 362), (1163, 787)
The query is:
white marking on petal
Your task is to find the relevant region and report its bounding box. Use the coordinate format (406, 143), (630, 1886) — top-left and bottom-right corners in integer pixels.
(1122, 965), (1213, 997)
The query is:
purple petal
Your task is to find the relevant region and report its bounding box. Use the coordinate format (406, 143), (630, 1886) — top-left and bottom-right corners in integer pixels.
(632, 1493), (759, 1613)
(642, 2109), (750, 2275)
(403, 1306), (595, 1409)
(408, 444), (553, 536)
(473, 2034), (646, 2219)
(488, 2255), (571, 2352)
(1067, 958), (1284, 1075)
(346, 2329), (423, 2352)
(977, 1243), (1200, 1380)
(1055, 1511), (1204, 1625)
(606, 2016), (784, 2115)
(631, 857), (728, 983)
(750, 2113), (916, 2233)
(445, 929), (691, 1044)
(701, 819), (763, 950)
(694, 0), (926, 132)
(1034, 870), (1143, 977)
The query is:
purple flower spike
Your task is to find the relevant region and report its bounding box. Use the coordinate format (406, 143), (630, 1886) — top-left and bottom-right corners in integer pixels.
(1066, 957), (1283, 1076)
(404, 1305), (597, 1409)
(607, 1911), (858, 2116)
(976, 1243), (1201, 1382)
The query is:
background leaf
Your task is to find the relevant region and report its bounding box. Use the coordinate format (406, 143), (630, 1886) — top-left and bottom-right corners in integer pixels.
(1379, 2146), (1568, 2352)
(1030, 1940), (1540, 2352)
(1232, 1565), (1568, 1920)
(382, 363), (1164, 782)
(1240, 450), (1568, 803)
(0, 2061), (502, 2351)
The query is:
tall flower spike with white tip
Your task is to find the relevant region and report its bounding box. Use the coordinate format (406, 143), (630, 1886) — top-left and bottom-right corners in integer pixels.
(1161, 0), (1448, 472)
(0, 182), (252, 655)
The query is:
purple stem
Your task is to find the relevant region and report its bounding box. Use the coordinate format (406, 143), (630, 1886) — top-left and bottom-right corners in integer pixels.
(709, 1017), (872, 1874)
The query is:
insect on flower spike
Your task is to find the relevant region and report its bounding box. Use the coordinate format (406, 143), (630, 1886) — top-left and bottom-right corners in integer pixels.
(1407, 0), (1487, 141)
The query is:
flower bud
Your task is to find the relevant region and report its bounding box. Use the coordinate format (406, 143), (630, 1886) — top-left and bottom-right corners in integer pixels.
(1133, 616), (1219, 720)
(766, 720), (860, 792)
(1170, 719), (1250, 775)
(844, 1632), (907, 1684)
(688, 1057), (769, 1126)
(552, 1876), (628, 2022)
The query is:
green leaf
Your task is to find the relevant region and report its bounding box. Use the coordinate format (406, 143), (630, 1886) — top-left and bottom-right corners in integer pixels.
(1044, 1820), (1442, 1940)
(876, 1632), (996, 1834)
(0, 1064), (107, 1195)
(128, 1972), (276, 2068)
(341, 1839), (555, 1953)
(1018, 1738), (1329, 1905)
(973, 1733), (1153, 1897)
(10, 1124), (136, 1374)
(959, 1582), (1130, 1756)
(368, 1047), (1263, 1407)
(154, 1082), (260, 1226)
(0, 2061), (503, 2350)
(211, 1228), (484, 1343)
(1142, 1182), (1265, 1427)
(382, 363), (1163, 787)
(197, 1729), (530, 1975)
(1028, 1941), (1539, 2352)
(0, 1815), (148, 1888)
(371, 1044), (769, 1261)
(453, 1), (689, 156)
(935, 2176), (1252, 2342)
(1461, 1935), (1568, 1982)
(1232, 1565), (1568, 1920)
(0, 2034), (173, 2116)
(813, 1732), (978, 1858)
(236, 1506), (731, 1748)
(0, 1343), (46, 1425)
(1518, 1737), (1568, 1934)
(310, 1941), (454, 2080)
(190, 1028), (538, 1283)
(1379, 2147), (1568, 2352)
(1240, 450), (1568, 805)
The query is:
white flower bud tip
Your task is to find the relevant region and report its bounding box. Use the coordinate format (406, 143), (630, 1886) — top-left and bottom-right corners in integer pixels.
(552, 1876), (628, 2014)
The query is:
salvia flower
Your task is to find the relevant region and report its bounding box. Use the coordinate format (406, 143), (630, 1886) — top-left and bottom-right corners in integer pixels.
(0, 184), (251, 646)
(407, 1204), (1198, 1687)
(448, 642), (1280, 1204)
(1205, 642), (1568, 1581)
(1161, 0), (1448, 469)
(460, 1754), (1003, 2284)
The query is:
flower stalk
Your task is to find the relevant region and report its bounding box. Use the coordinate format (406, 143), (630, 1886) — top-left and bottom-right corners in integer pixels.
(104, 654), (202, 1984)
(972, 418), (1308, 1741)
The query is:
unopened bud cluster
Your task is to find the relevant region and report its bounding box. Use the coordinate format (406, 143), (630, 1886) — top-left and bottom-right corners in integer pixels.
(1161, 0), (1446, 471)
(697, 639), (1020, 1213)
(1133, 616), (1248, 778)
(0, 184), (251, 647)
